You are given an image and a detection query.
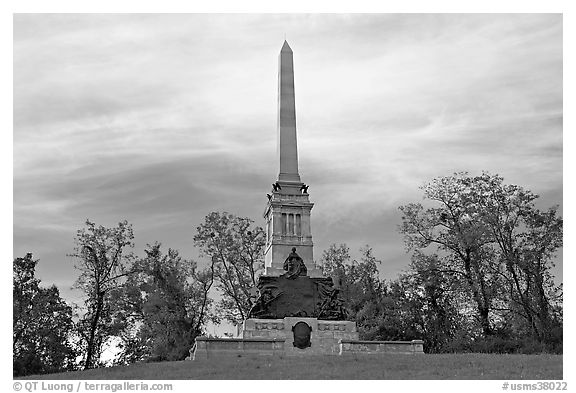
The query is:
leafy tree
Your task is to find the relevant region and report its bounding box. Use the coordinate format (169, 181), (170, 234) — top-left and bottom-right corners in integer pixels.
(399, 174), (501, 336)
(320, 243), (351, 301)
(461, 173), (563, 343)
(320, 244), (386, 334)
(114, 243), (215, 363)
(193, 212), (265, 325)
(320, 244), (462, 351)
(70, 220), (136, 369)
(13, 253), (77, 376)
(402, 253), (464, 352)
(399, 172), (562, 347)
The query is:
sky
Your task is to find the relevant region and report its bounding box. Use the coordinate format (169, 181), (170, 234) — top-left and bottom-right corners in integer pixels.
(13, 14), (563, 313)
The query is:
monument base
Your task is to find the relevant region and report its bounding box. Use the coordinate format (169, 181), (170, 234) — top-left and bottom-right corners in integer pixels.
(242, 317), (359, 355)
(190, 317), (358, 359)
(190, 320), (425, 359)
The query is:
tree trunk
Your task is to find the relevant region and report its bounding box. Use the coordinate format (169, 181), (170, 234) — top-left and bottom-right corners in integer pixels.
(463, 253), (492, 336)
(533, 264), (551, 342)
(505, 259), (541, 341)
(85, 292), (104, 369)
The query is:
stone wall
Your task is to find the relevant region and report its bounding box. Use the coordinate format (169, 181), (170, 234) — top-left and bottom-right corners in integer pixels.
(339, 339), (424, 355)
(192, 337), (285, 360)
(314, 320), (359, 354)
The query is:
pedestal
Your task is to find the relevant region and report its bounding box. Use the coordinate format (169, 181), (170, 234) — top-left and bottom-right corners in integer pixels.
(241, 317), (359, 355)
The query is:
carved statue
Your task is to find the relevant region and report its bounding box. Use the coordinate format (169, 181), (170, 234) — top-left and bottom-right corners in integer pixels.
(247, 248), (348, 320)
(300, 184), (309, 193)
(317, 286), (347, 320)
(266, 193), (272, 200)
(282, 247), (308, 279)
(248, 273), (349, 320)
(248, 287), (281, 318)
(272, 182), (282, 192)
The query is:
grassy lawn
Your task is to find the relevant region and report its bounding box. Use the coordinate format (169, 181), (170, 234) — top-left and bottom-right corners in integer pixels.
(20, 353), (562, 380)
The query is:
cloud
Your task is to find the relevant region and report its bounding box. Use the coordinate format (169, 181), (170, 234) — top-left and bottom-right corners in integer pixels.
(13, 14), (563, 296)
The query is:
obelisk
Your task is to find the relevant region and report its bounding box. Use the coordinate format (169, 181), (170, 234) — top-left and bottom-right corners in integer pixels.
(277, 40), (300, 183)
(263, 41), (321, 278)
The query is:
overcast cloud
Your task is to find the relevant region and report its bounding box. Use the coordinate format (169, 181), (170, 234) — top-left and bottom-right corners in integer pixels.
(13, 14), (562, 304)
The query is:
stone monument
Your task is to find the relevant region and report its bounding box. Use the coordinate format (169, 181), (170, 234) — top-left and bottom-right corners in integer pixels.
(238, 41), (358, 355)
(191, 42), (424, 359)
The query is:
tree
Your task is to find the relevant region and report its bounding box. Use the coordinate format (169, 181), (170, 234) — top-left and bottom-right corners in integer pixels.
(320, 244), (463, 351)
(114, 243), (215, 363)
(70, 220), (136, 369)
(193, 212), (265, 325)
(320, 243), (351, 298)
(461, 173), (563, 344)
(401, 253), (464, 352)
(13, 253), (77, 376)
(399, 174), (504, 336)
(320, 244), (386, 335)
(399, 172), (562, 347)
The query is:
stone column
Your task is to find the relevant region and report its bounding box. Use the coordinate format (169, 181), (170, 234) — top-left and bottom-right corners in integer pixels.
(278, 41), (301, 183)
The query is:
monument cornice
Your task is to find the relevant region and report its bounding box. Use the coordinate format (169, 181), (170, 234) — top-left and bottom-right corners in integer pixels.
(263, 199), (314, 217)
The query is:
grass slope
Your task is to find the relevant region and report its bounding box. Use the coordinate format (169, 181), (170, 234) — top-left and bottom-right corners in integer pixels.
(21, 353), (562, 380)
